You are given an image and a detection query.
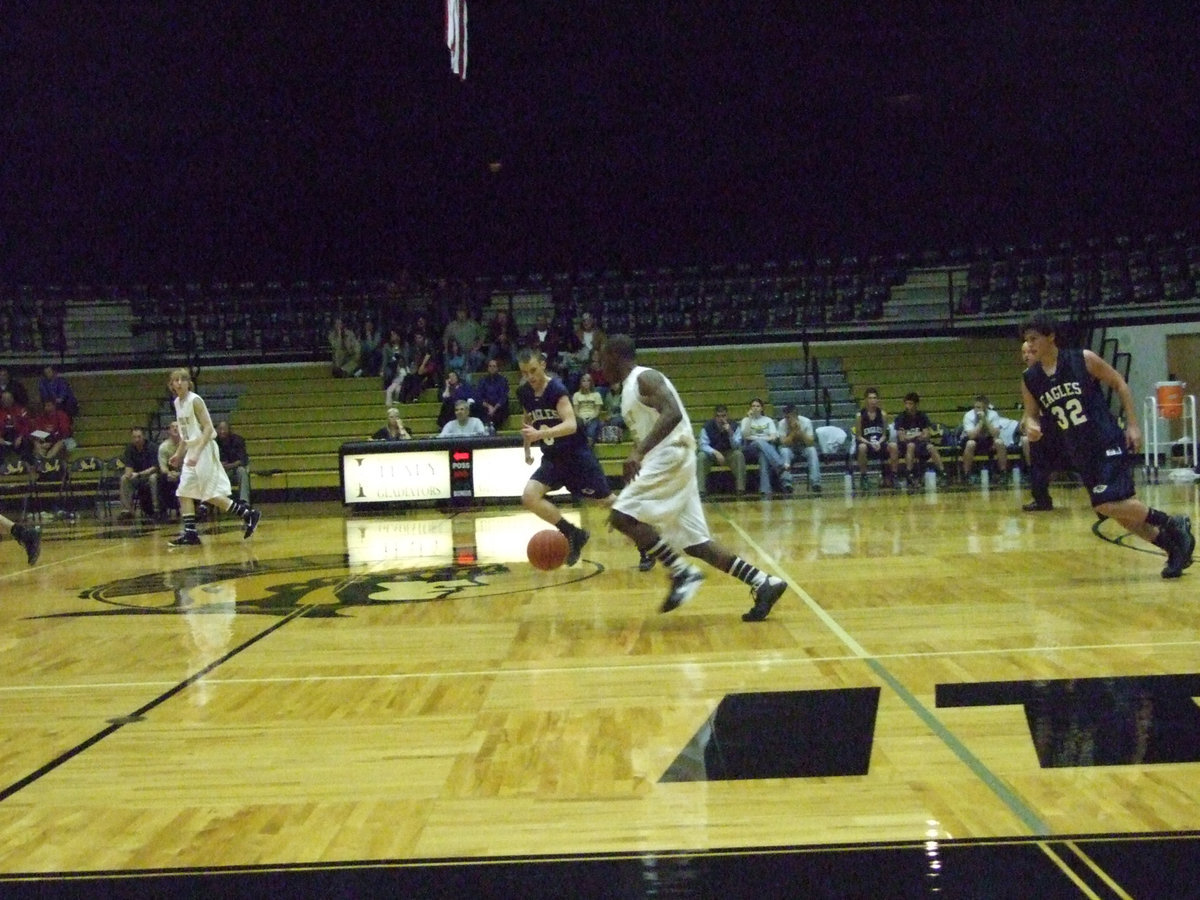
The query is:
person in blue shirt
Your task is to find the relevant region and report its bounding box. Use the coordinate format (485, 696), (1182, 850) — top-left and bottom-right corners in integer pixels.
(474, 358), (511, 432)
(37, 364), (79, 419)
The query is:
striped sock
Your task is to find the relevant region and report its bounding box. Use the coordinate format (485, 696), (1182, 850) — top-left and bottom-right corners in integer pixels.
(182, 514), (197, 536)
(228, 499), (250, 518)
(726, 556), (767, 589)
(646, 540), (689, 576)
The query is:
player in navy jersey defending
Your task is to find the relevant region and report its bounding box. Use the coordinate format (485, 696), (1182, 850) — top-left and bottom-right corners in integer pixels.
(1020, 315), (1193, 578)
(599, 335), (788, 620)
(516, 347), (614, 567)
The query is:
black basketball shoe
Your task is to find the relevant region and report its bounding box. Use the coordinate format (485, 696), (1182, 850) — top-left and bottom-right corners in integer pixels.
(742, 576), (787, 622)
(1162, 515), (1195, 579)
(243, 508), (262, 540)
(14, 525), (41, 566)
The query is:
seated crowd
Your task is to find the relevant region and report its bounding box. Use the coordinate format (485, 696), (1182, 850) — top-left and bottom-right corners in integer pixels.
(359, 301), (610, 442)
(118, 417), (253, 522)
(1, 365), (80, 476)
(341, 303), (1031, 501)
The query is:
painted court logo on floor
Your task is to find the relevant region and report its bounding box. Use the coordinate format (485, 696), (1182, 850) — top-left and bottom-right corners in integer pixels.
(35, 554), (602, 620)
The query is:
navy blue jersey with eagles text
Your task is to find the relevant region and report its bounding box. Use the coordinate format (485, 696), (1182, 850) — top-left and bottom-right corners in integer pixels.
(1023, 348), (1126, 471)
(517, 376), (588, 458)
(858, 407), (888, 444)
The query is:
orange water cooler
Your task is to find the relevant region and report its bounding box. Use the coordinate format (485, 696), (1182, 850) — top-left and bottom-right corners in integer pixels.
(1144, 382), (1197, 483)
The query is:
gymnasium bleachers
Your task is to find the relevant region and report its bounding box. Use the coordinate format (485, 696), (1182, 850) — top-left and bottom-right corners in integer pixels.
(4, 229), (1196, 369)
(831, 336), (1021, 429)
(36, 336), (1023, 511)
(5, 224), (1191, 513)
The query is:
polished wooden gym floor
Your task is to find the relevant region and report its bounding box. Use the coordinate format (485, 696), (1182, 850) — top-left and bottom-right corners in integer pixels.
(2, 476), (1199, 898)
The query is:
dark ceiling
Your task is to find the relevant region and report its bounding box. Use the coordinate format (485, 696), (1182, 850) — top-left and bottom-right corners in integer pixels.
(4, 2), (1197, 282)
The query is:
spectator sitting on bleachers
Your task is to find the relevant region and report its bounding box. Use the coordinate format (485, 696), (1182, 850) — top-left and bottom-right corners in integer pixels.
(443, 337), (471, 382)
(328, 317), (361, 378)
(587, 347), (611, 399)
(697, 404), (747, 497)
(437, 371), (475, 429)
(555, 315), (585, 392)
(157, 421), (182, 519)
(485, 308), (518, 366)
(475, 358), (511, 432)
(215, 420), (251, 504)
(30, 398), (74, 467)
(37, 364), (79, 420)
(960, 394), (1009, 483)
(119, 426), (160, 520)
(438, 399), (488, 438)
(408, 312), (431, 342)
(400, 331), (439, 403)
(893, 392), (946, 486)
(574, 311), (606, 363)
(371, 408), (412, 441)
(0, 390), (33, 466)
(601, 385), (626, 433)
(855, 387), (899, 488)
(572, 373), (605, 445)
(522, 312), (565, 372)
(381, 328), (411, 407)
(558, 311), (602, 392)
(442, 305), (486, 374)
(359, 320), (383, 378)
(777, 404), (821, 494)
(740, 398), (792, 496)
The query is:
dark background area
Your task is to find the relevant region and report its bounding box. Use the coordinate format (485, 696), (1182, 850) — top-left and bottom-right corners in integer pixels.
(3, 2), (1197, 283)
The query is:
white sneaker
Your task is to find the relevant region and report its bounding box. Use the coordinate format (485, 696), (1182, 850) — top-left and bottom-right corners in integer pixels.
(661, 565), (705, 613)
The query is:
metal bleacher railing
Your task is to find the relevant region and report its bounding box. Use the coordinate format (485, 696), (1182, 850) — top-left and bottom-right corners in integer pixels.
(4, 231), (1198, 370)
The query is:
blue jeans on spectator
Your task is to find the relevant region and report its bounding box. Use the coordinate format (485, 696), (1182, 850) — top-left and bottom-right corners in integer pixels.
(580, 416), (602, 445)
(744, 439), (790, 494)
(780, 444), (821, 488)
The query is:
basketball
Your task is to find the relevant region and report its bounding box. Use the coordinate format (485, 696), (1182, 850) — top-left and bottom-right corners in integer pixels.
(527, 529), (569, 570)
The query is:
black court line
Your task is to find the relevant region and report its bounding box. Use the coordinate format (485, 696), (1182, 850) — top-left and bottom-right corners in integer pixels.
(5, 831), (1184, 897)
(1091, 515), (1163, 556)
(0, 603), (315, 804)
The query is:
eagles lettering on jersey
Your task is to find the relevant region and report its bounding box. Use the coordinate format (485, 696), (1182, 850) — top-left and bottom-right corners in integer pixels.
(517, 377), (586, 455)
(526, 408), (561, 425)
(1037, 381), (1084, 409)
(858, 408), (887, 443)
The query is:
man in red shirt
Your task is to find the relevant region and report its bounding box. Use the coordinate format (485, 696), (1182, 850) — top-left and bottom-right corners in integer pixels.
(30, 398), (73, 466)
(0, 390), (32, 466)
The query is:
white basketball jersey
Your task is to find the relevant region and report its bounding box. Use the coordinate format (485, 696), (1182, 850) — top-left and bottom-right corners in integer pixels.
(619, 365), (695, 451)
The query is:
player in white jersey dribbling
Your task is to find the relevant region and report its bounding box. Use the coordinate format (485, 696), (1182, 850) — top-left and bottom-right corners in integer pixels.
(599, 335), (788, 621)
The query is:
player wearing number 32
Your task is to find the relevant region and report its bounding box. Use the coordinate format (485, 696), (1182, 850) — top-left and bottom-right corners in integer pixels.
(1020, 314), (1193, 578)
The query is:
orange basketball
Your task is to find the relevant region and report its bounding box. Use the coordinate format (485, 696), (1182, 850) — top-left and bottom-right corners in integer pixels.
(527, 529), (569, 570)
